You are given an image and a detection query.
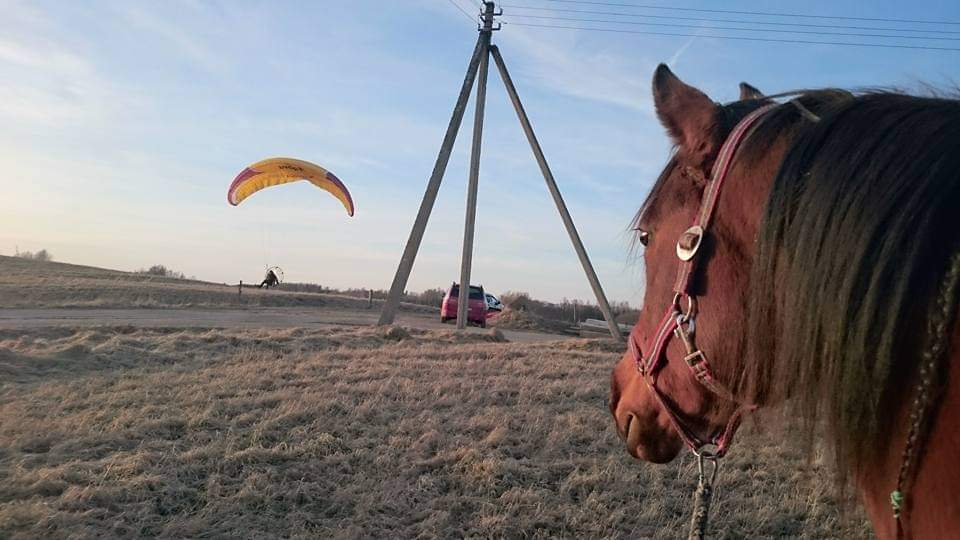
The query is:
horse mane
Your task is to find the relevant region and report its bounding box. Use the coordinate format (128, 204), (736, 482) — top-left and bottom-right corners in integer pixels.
(740, 89), (960, 485)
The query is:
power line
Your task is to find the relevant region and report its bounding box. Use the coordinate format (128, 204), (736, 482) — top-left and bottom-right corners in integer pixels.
(447, 0), (478, 25)
(502, 21), (960, 51)
(505, 14), (960, 41)
(500, 4), (960, 35)
(536, 0), (960, 26)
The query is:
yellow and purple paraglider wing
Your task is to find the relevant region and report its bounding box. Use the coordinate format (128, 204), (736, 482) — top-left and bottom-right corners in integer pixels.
(227, 157), (355, 216)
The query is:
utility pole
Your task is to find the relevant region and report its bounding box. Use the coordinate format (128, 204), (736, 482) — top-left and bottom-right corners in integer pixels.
(379, 2), (622, 340)
(456, 2), (496, 329)
(376, 16), (489, 326)
(490, 46), (622, 340)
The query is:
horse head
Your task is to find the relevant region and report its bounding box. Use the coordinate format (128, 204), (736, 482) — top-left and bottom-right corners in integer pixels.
(611, 65), (960, 538)
(609, 65), (802, 463)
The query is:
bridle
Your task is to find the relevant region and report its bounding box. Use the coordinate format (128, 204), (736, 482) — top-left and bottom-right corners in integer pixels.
(627, 103), (776, 539)
(627, 103), (776, 459)
(628, 96), (956, 538)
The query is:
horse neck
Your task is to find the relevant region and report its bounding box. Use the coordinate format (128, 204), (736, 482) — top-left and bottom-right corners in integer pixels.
(717, 128), (960, 538)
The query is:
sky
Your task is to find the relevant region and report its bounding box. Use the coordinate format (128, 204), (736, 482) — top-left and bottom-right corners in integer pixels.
(2, 0), (958, 304)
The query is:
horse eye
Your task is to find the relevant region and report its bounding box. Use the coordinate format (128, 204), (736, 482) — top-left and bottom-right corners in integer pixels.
(638, 230), (650, 247)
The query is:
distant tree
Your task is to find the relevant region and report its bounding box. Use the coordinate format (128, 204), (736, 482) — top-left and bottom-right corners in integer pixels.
(145, 265), (169, 276)
(328, 287), (449, 308)
(416, 288), (446, 307)
(501, 291), (533, 311)
(139, 265), (185, 279)
(14, 248), (53, 262)
(282, 282), (326, 293)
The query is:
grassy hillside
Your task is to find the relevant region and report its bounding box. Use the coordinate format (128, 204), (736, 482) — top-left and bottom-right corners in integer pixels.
(0, 326), (869, 538)
(0, 256), (428, 312)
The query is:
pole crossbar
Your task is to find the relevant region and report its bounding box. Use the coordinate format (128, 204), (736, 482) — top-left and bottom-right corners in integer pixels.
(379, 2), (623, 341)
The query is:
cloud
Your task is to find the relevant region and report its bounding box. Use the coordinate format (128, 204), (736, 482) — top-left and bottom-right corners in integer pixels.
(497, 25), (653, 113)
(114, 2), (227, 76)
(0, 34), (123, 124)
(0, 38), (89, 73)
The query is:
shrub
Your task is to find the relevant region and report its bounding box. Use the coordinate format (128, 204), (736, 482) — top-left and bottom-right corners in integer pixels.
(499, 291), (634, 324)
(138, 265), (185, 279)
(14, 249), (53, 262)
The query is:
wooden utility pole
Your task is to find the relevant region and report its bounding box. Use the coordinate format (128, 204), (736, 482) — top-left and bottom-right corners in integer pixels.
(456, 2), (495, 329)
(379, 2), (623, 340)
(376, 24), (489, 326)
(490, 46), (622, 340)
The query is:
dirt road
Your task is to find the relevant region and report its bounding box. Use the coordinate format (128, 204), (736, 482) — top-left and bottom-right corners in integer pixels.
(0, 307), (570, 343)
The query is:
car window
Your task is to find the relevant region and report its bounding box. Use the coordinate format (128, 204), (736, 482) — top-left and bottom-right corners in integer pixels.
(449, 285), (485, 300)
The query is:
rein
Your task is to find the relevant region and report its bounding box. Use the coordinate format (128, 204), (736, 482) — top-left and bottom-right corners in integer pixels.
(627, 103), (776, 539)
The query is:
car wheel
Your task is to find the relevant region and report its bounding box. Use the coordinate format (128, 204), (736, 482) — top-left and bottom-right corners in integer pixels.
(441, 317), (448, 323)
(480, 320), (486, 328)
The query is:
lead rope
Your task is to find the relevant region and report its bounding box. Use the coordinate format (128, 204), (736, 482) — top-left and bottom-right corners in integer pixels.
(688, 453), (720, 540)
(891, 250), (960, 538)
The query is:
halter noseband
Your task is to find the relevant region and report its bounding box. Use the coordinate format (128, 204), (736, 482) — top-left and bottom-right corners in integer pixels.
(628, 103), (776, 458)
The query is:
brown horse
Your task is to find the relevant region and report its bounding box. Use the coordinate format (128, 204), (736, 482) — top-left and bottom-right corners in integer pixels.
(610, 65), (960, 538)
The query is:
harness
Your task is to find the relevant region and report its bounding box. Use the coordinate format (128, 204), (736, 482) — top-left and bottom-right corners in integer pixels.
(627, 103), (776, 539)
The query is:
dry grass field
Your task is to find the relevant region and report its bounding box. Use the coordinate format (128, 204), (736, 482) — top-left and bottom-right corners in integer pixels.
(0, 255), (870, 537)
(0, 256), (429, 312)
(0, 324), (871, 538)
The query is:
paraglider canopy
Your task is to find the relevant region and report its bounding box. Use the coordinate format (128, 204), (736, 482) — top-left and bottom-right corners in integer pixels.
(228, 157), (355, 216)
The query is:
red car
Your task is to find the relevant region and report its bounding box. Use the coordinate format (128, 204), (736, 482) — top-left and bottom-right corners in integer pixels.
(440, 283), (488, 327)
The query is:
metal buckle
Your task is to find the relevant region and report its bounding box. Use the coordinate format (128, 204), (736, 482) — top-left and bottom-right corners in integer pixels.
(685, 350), (707, 368)
(694, 448), (721, 484)
(676, 225), (704, 261)
(671, 294), (698, 325)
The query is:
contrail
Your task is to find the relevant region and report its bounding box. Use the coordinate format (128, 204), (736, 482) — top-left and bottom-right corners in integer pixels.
(668, 35), (698, 67)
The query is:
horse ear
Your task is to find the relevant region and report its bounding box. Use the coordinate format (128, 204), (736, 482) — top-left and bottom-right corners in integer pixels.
(739, 82), (764, 101)
(652, 64), (719, 172)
